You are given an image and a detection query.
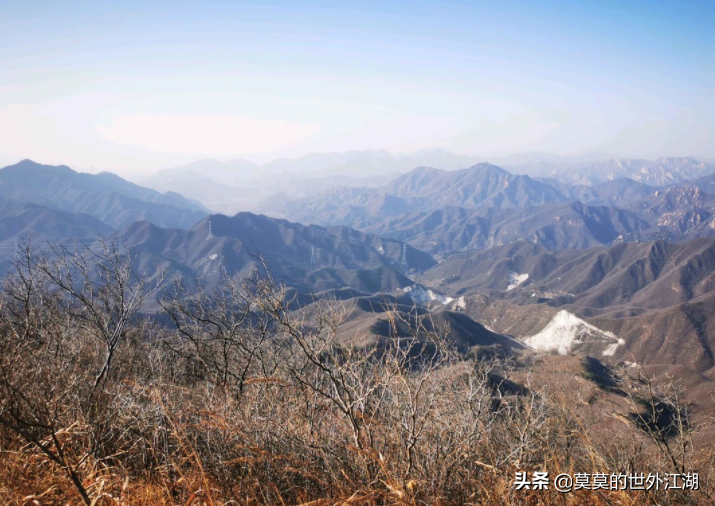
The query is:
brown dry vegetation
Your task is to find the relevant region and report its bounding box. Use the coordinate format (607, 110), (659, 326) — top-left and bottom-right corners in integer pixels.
(0, 242), (713, 505)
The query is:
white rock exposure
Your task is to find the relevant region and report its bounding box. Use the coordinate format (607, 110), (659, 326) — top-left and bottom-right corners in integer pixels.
(507, 271), (529, 291)
(402, 285), (453, 305)
(524, 310), (622, 355)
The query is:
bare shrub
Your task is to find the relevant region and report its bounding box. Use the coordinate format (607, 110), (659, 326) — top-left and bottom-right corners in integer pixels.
(0, 240), (713, 505)
(160, 270), (277, 399)
(0, 240), (163, 504)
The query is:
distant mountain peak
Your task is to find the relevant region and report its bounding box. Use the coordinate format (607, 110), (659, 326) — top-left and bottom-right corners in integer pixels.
(0, 159), (208, 230)
(466, 162), (509, 173)
(4, 159), (75, 174)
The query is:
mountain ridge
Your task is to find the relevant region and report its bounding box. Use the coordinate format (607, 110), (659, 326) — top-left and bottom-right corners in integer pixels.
(0, 159), (208, 229)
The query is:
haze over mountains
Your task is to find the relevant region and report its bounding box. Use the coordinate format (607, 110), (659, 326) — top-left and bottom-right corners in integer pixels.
(5, 0), (715, 498)
(140, 149), (476, 214)
(147, 149), (478, 184)
(0, 160), (207, 230)
(3, 152), (715, 380)
(253, 156), (715, 258)
(139, 151), (715, 216)
(533, 156), (715, 186)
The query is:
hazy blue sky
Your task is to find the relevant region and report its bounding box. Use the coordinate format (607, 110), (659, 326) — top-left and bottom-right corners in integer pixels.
(1, 0), (714, 174)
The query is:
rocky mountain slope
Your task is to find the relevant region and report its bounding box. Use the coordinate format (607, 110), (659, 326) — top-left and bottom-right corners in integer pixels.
(256, 161), (715, 258)
(113, 212), (436, 298)
(258, 163), (572, 227)
(420, 239), (715, 316)
(363, 201), (651, 257)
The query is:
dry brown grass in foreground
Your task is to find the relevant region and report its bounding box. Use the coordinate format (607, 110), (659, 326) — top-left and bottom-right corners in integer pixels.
(0, 242), (713, 505)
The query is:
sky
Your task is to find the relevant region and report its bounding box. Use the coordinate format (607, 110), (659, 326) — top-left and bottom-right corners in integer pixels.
(1, 0), (714, 175)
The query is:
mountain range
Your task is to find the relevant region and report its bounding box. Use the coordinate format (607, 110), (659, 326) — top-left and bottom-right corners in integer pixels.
(400, 237), (715, 376)
(420, 238), (715, 314)
(257, 164), (567, 227)
(109, 212), (436, 302)
(0, 160), (207, 230)
(147, 149), (480, 184)
(138, 149), (475, 215)
(526, 156), (715, 186)
(3, 156), (715, 379)
(256, 159), (715, 257)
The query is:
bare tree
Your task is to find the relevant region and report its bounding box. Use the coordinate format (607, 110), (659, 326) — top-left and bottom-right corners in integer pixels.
(33, 238), (165, 387)
(159, 269), (276, 398)
(614, 365), (697, 475)
(1, 245), (713, 505)
(0, 238), (164, 504)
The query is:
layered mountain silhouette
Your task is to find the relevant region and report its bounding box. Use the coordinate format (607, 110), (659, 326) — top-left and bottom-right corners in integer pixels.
(510, 156), (715, 186)
(151, 149), (480, 184)
(0, 199), (114, 272)
(143, 170), (399, 217)
(258, 163), (571, 228)
(3, 155), (715, 379)
(0, 160), (207, 229)
(112, 212), (436, 297)
(0, 199), (112, 242)
(363, 201), (651, 257)
(257, 161), (715, 256)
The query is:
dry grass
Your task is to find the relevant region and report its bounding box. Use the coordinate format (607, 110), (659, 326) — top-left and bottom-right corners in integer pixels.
(0, 246), (713, 505)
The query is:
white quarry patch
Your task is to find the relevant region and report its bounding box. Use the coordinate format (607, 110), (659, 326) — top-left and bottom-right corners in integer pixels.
(376, 246), (385, 254)
(403, 285), (453, 305)
(208, 253), (218, 260)
(602, 338), (626, 357)
(507, 271), (529, 291)
(453, 296), (466, 310)
(523, 310), (620, 355)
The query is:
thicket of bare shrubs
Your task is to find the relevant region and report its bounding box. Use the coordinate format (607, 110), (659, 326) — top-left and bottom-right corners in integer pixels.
(0, 241), (713, 505)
